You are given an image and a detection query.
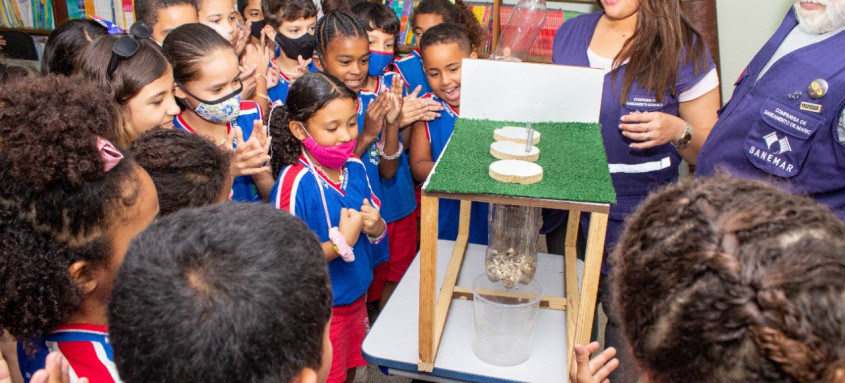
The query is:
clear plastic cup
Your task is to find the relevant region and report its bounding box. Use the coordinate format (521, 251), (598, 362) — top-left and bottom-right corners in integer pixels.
(472, 274), (542, 366)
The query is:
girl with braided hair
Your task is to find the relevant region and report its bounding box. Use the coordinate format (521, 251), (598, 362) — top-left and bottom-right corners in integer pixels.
(573, 177), (845, 383)
(269, 72), (388, 383)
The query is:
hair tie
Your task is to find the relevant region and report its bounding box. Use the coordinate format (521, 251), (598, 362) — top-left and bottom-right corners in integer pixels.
(97, 136), (124, 172)
(90, 15), (125, 34)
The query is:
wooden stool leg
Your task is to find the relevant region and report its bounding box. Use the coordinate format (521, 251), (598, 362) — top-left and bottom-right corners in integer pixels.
(564, 210), (581, 354)
(418, 195), (439, 372)
(432, 200), (472, 357)
(568, 212), (607, 365)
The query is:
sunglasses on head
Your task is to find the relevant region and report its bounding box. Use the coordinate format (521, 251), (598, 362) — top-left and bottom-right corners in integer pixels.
(175, 78), (245, 105)
(106, 22), (153, 78)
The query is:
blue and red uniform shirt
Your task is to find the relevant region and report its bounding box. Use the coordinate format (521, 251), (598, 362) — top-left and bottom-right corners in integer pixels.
(272, 155), (388, 305)
(392, 48), (431, 95)
(18, 324), (121, 383)
(423, 93), (489, 245)
(172, 100), (265, 202)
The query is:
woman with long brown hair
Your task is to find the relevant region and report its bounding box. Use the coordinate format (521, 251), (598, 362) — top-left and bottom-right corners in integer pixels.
(550, 0), (720, 381)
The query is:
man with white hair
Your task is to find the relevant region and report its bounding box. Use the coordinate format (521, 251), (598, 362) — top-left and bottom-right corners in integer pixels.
(696, 0), (845, 219)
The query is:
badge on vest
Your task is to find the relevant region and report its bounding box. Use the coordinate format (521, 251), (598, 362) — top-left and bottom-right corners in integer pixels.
(808, 79), (828, 99)
(800, 102), (822, 113)
(743, 99), (823, 178)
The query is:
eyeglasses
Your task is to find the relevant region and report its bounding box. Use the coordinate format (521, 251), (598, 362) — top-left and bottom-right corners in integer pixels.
(175, 78), (245, 104)
(106, 22), (153, 78)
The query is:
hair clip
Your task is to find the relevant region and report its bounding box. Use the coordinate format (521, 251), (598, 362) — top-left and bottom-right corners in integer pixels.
(90, 15), (125, 35)
(97, 136), (124, 172)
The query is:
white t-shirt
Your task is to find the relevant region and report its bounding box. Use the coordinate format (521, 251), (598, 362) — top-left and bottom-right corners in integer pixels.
(587, 48), (720, 103)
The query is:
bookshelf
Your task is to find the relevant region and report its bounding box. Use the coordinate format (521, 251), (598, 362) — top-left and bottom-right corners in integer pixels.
(0, 0), (68, 34)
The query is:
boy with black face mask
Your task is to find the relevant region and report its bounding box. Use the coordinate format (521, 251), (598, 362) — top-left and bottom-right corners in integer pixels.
(263, 0), (319, 104)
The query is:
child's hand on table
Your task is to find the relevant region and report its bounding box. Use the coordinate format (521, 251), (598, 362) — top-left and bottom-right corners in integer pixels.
(339, 207), (363, 246)
(360, 199), (384, 237)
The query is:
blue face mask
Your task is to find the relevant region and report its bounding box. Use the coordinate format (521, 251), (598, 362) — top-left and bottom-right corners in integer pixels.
(368, 50), (394, 77)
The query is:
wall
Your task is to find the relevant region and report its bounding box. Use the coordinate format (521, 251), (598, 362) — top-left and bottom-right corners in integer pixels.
(715, 0), (793, 102)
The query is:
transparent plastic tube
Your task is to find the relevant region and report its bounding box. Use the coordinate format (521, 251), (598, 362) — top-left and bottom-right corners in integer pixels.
(489, 0), (546, 62)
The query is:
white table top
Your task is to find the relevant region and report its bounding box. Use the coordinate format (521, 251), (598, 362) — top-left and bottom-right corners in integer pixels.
(362, 240), (584, 383)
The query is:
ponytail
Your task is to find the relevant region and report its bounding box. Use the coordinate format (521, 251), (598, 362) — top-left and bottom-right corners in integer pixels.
(269, 102), (302, 175)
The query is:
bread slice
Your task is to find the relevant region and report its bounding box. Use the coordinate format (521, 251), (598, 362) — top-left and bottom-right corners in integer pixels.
(493, 126), (541, 145)
(489, 160), (543, 184)
(490, 140), (540, 162)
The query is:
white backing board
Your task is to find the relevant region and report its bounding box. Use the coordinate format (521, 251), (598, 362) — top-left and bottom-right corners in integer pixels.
(460, 59), (604, 123)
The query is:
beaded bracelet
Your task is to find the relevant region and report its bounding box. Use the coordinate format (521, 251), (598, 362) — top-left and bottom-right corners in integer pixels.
(367, 219), (388, 244)
(377, 140), (403, 160)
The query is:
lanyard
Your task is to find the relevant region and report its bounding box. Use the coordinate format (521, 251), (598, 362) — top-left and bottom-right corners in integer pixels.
(300, 154), (336, 234)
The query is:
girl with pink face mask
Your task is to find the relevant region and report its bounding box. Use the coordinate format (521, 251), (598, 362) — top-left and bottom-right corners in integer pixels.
(269, 72), (388, 383)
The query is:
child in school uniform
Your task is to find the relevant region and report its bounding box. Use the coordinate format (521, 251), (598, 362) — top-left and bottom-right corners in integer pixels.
(350, 2), (422, 308)
(409, 23), (488, 245)
(393, 0), (484, 96)
(162, 23), (274, 202)
(263, 0), (320, 104)
(313, 11), (404, 226)
(109, 203), (333, 383)
(269, 72), (388, 383)
(135, 0), (199, 44)
(0, 75), (159, 383)
(130, 128), (234, 216)
(77, 24), (181, 147)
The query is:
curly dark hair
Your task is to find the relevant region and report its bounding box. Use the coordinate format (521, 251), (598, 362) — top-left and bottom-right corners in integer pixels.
(130, 128), (232, 216)
(613, 176), (845, 383)
(269, 72), (357, 176)
(411, 0), (483, 50)
(109, 203), (332, 383)
(0, 62), (37, 83)
(0, 75), (141, 352)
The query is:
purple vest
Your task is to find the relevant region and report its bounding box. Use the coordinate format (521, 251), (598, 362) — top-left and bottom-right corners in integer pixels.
(696, 9), (845, 220)
(552, 12), (715, 257)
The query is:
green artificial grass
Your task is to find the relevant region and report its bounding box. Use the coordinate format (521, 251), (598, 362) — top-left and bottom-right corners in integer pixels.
(424, 118), (616, 204)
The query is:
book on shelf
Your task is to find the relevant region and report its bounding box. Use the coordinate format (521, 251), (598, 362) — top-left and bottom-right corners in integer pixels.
(0, 0), (134, 30)
(380, 0), (580, 58)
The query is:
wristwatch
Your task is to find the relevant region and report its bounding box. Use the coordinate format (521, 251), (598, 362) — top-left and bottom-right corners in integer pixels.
(673, 122), (692, 149)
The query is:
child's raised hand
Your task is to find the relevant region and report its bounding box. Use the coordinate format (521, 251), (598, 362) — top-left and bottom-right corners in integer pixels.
(569, 342), (618, 383)
(362, 91), (390, 142)
(385, 76), (404, 125)
(233, 23), (250, 56)
(400, 85), (443, 127)
(289, 56), (313, 83)
(242, 31), (272, 75)
(339, 207), (363, 246)
(230, 125), (271, 177)
(239, 64), (258, 100)
(267, 60), (282, 89)
(360, 199), (384, 237)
